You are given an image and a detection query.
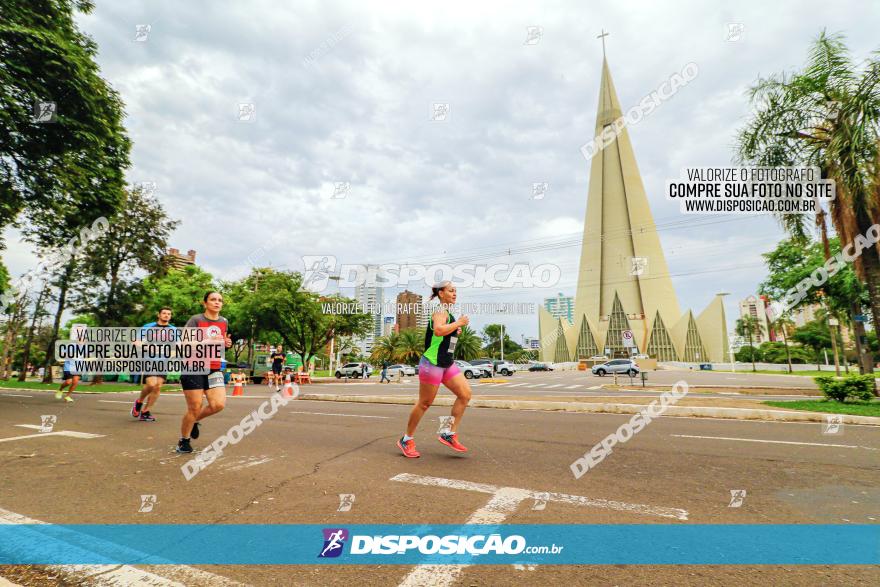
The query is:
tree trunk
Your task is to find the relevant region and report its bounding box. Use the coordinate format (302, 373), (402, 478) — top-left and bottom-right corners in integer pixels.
(850, 303), (871, 374)
(41, 263), (74, 383)
(827, 313), (840, 376)
(18, 286), (49, 381)
(749, 331), (756, 372)
(862, 248), (880, 358)
(1, 303), (27, 380)
(782, 329), (793, 373)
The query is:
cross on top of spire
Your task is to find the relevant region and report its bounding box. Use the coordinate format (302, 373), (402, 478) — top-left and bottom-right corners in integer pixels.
(597, 29), (609, 56)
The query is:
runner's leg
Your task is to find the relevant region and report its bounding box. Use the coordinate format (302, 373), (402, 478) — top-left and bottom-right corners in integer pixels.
(406, 381), (440, 436)
(442, 372), (472, 433)
(142, 376), (163, 412)
(196, 386), (226, 422)
(181, 389), (205, 439)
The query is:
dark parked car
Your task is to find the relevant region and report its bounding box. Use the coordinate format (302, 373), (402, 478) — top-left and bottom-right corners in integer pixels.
(528, 362), (554, 371)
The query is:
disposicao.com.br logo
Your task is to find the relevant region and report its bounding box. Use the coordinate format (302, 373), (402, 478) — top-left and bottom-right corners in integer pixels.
(318, 528), (562, 557)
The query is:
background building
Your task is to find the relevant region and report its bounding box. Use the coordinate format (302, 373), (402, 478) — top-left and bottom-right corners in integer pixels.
(538, 55), (728, 363)
(738, 295), (775, 343)
(544, 293), (575, 325)
(164, 248), (196, 270)
(522, 336), (541, 350)
(383, 316), (395, 337)
(396, 290), (427, 331)
(353, 265), (384, 354)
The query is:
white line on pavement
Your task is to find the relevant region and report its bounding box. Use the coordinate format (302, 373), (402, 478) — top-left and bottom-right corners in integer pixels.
(0, 394), (33, 398)
(288, 411), (391, 419)
(565, 385), (581, 389)
(0, 506), (243, 587)
(671, 434), (879, 450)
(545, 384), (565, 389)
(0, 431), (104, 443)
(392, 473), (687, 587)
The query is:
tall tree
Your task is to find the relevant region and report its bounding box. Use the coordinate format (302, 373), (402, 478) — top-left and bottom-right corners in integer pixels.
(0, 0), (131, 232)
(17, 284), (50, 380)
(735, 316), (764, 372)
(79, 187), (179, 325)
(235, 270), (372, 367)
(453, 325), (482, 361)
(737, 31), (880, 335)
(134, 265), (216, 325)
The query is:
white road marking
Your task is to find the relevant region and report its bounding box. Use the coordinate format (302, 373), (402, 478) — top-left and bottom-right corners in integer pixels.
(392, 473), (687, 586)
(0, 506), (243, 586)
(0, 393), (33, 398)
(288, 410), (391, 419)
(588, 385), (602, 390)
(0, 431), (104, 443)
(99, 400), (137, 404)
(565, 385), (581, 389)
(671, 434), (879, 450)
(507, 383), (529, 388)
(545, 384), (565, 389)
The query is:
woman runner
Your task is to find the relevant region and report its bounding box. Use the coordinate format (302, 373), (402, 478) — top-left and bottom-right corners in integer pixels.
(176, 291), (233, 454)
(397, 281), (472, 458)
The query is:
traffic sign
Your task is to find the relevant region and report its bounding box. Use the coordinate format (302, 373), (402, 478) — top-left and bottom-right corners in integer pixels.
(622, 330), (634, 348)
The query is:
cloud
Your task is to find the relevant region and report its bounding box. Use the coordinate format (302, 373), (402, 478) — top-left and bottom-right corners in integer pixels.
(5, 0), (874, 339)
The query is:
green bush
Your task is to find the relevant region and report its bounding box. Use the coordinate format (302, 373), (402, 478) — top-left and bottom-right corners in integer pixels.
(815, 374), (876, 402)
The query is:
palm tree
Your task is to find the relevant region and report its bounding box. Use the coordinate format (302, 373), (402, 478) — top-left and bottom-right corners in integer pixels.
(370, 333), (400, 364)
(737, 31), (880, 355)
(771, 313), (796, 373)
(453, 325), (482, 361)
(736, 316), (765, 372)
(395, 328), (423, 365)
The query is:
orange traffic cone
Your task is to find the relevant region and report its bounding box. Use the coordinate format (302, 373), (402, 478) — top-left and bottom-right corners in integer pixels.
(232, 380), (243, 396)
(282, 374), (294, 397)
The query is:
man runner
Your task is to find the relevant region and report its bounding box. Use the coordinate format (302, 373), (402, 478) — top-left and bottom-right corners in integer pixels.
(270, 345), (286, 391)
(132, 307), (176, 422)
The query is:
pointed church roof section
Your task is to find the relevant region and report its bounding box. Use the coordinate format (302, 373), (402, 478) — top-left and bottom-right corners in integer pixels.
(573, 55), (682, 335)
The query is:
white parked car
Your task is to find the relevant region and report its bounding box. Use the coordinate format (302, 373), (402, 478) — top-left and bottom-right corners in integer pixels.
(387, 364), (415, 376)
(591, 359), (640, 377)
(335, 362), (372, 378)
(454, 360), (486, 380)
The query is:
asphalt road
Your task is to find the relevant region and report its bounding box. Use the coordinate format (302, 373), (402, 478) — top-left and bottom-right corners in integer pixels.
(1, 386), (877, 586)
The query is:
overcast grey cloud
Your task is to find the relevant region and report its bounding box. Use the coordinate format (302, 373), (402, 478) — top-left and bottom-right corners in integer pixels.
(5, 0), (878, 341)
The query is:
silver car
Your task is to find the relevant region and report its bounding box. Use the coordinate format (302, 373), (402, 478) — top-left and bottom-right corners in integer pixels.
(455, 360), (485, 380)
(591, 359), (639, 377)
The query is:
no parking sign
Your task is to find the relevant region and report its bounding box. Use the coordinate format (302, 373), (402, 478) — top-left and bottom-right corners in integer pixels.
(622, 330), (634, 348)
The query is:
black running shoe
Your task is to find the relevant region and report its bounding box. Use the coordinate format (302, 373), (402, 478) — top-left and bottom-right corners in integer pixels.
(176, 438), (193, 453)
(139, 411), (155, 422)
(131, 400), (142, 418)
(191, 422), (200, 439)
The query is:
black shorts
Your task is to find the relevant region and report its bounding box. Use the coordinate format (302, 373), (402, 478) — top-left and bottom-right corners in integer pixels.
(180, 369), (224, 391)
(62, 371), (78, 380)
(272, 364), (283, 374)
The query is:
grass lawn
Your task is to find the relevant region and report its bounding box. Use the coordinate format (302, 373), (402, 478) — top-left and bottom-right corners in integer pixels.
(0, 379), (180, 393)
(764, 399), (880, 417)
(717, 369), (880, 378)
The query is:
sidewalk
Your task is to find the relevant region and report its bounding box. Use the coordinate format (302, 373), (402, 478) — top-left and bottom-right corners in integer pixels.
(296, 392), (880, 426)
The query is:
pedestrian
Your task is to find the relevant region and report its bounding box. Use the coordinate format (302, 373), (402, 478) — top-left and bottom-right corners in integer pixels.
(381, 360), (390, 383)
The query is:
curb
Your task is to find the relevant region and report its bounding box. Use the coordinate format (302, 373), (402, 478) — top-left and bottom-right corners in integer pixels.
(297, 393), (880, 426)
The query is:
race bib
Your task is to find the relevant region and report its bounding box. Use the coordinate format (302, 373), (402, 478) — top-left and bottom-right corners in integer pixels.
(448, 336), (458, 353)
(207, 372), (225, 389)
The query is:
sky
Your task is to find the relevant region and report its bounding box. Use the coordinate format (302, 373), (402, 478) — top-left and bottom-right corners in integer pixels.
(4, 0), (878, 343)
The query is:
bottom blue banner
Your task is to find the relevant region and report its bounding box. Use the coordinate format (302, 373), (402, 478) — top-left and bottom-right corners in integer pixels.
(0, 524), (877, 565)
